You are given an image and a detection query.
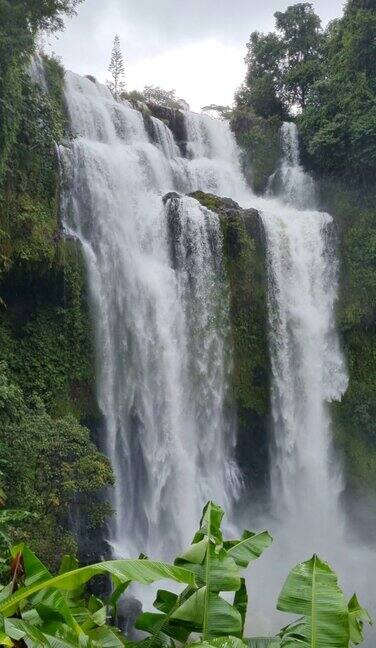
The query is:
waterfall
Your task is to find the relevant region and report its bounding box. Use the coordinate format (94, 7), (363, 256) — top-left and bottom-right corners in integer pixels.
(59, 72), (241, 558)
(248, 124), (374, 642)
(268, 121), (316, 209)
(263, 123), (348, 540)
(60, 71), (373, 641)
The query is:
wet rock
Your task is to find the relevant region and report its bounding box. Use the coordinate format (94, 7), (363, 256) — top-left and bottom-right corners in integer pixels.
(147, 104), (187, 155)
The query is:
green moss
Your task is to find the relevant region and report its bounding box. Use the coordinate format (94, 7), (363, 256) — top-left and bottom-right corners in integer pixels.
(0, 54), (111, 567)
(230, 108), (281, 194)
(191, 191), (270, 488)
(222, 219), (269, 416)
(319, 180), (376, 500)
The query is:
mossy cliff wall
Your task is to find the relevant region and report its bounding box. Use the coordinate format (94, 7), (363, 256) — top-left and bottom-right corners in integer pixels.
(318, 181), (376, 533)
(190, 192), (271, 494)
(0, 56), (113, 569)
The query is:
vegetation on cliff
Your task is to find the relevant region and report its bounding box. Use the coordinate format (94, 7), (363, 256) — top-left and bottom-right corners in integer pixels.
(231, 0), (376, 509)
(190, 192), (270, 493)
(0, 2), (113, 569)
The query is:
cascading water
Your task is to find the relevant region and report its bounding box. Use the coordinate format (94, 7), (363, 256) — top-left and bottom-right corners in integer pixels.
(248, 125), (374, 643)
(267, 121), (316, 208)
(263, 123), (348, 541)
(59, 72), (241, 559)
(60, 70), (373, 642)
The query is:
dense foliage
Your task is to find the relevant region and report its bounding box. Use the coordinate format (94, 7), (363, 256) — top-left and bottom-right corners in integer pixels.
(299, 0), (376, 182)
(233, 0), (376, 184)
(235, 3), (323, 119)
(124, 85), (189, 110)
(0, 0), (113, 569)
(0, 502), (369, 647)
(0, 0), (82, 184)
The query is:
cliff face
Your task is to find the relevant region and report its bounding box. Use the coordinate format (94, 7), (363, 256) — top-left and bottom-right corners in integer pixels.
(0, 56), (113, 568)
(188, 191), (271, 496)
(318, 180), (376, 537)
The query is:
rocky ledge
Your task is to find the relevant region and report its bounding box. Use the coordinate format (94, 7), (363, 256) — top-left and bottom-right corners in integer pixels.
(162, 190), (270, 498)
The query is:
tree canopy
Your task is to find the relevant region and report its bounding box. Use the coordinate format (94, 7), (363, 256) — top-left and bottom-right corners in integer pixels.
(234, 0), (376, 183)
(298, 0), (376, 182)
(236, 3), (323, 118)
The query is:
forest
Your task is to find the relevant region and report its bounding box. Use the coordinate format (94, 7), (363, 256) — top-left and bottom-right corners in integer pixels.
(0, 0), (375, 646)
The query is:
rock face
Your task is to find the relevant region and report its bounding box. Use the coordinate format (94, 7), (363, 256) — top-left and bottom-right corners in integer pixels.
(189, 191), (264, 245)
(147, 104), (187, 155)
(164, 190), (271, 498)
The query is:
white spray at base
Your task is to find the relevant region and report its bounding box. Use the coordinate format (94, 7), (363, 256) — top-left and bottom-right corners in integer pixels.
(59, 72), (374, 643)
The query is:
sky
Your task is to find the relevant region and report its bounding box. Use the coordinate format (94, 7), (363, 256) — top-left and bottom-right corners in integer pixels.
(46, 0), (346, 111)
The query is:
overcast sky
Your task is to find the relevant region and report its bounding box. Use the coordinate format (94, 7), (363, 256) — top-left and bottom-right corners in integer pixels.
(46, 0), (346, 111)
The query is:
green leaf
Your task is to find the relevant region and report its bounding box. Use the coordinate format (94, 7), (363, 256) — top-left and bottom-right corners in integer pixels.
(277, 555), (350, 647)
(0, 555), (196, 617)
(193, 501), (224, 546)
(171, 587), (243, 637)
(225, 531), (273, 568)
(183, 546), (241, 592)
(234, 578), (248, 635)
(348, 593), (372, 645)
(190, 636), (248, 648)
(135, 611), (190, 642)
(87, 625), (127, 647)
(59, 555), (79, 575)
(153, 590), (179, 614)
(246, 639), (281, 647)
(3, 617), (49, 644)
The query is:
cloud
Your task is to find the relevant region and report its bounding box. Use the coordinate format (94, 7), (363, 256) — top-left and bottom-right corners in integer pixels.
(47, 0), (346, 110)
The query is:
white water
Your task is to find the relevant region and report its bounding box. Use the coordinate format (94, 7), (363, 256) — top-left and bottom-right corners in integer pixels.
(267, 121), (316, 209)
(264, 124), (348, 540)
(60, 72), (373, 642)
(59, 73), (242, 558)
(249, 125), (375, 644)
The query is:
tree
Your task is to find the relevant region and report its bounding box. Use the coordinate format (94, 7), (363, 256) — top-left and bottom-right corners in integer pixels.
(0, 502), (370, 647)
(275, 3), (323, 109)
(237, 3), (323, 117)
(242, 31), (286, 118)
(107, 34), (126, 99)
(298, 0), (376, 181)
(142, 85), (188, 109)
(201, 104), (232, 119)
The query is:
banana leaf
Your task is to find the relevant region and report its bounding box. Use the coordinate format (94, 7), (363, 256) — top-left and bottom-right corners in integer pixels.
(347, 594), (372, 645)
(0, 555), (196, 617)
(277, 554), (371, 647)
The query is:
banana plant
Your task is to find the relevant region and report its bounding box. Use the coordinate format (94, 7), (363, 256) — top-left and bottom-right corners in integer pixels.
(0, 542), (196, 647)
(276, 554), (372, 647)
(0, 503), (370, 648)
(135, 501), (273, 644)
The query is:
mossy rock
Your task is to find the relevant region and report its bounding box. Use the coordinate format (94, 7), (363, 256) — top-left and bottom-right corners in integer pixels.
(188, 191), (271, 491)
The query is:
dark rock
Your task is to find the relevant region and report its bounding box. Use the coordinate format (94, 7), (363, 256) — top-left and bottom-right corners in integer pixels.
(115, 595), (143, 638)
(146, 104), (187, 155)
(162, 191), (181, 205)
(188, 190), (264, 248)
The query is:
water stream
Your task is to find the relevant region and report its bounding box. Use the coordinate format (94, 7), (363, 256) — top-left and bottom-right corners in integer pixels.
(59, 73), (374, 642)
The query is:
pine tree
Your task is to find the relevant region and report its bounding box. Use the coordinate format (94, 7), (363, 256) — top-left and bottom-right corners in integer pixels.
(107, 34), (126, 99)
